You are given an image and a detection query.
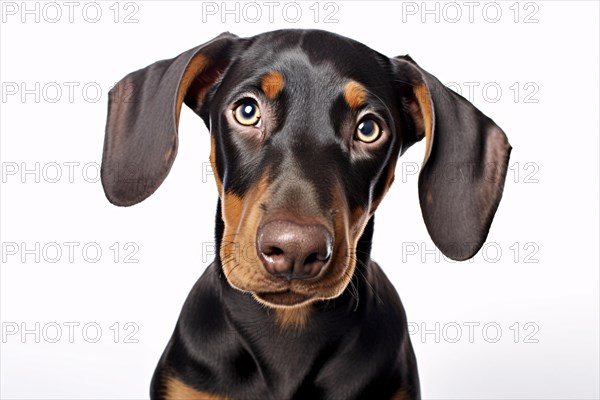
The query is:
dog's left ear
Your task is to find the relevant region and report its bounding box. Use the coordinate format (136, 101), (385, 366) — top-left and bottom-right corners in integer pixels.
(392, 56), (512, 261)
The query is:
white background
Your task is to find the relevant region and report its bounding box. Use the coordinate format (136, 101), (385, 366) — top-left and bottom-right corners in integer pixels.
(1, 1), (598, 399)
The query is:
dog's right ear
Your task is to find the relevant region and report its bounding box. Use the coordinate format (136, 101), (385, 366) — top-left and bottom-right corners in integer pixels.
(101, 32), (240, 206)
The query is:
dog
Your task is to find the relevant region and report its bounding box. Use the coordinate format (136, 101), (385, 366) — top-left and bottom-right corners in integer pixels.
(101, 29), (511, 400)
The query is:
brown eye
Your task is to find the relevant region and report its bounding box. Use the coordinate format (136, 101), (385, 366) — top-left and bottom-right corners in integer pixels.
(355, 118), (381, 143)
(233, 100), (261, 126)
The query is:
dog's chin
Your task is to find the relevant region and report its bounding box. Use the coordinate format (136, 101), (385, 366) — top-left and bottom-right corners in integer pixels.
(254, 290), (313, 308)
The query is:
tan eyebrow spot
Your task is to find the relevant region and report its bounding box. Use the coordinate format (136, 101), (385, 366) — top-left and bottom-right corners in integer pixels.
(344, 80), (367, 109)
(260, 71), (285, 98)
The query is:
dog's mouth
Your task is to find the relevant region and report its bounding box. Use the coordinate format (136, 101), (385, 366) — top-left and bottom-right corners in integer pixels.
(255, 290), (312, 307)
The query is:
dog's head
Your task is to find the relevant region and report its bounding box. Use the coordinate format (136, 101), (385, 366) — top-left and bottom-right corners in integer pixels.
(102, 30), (511, 308)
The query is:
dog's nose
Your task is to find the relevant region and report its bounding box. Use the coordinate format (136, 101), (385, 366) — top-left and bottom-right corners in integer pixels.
(257, 220), (332, 280)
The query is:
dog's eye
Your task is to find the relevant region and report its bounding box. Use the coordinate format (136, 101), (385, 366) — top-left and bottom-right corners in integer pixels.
(233, 100), (261, 126)
(355, 119), (381, 143)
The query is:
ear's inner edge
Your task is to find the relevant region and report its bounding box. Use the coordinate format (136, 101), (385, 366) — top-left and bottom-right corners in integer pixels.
(413, 83), (434, 164)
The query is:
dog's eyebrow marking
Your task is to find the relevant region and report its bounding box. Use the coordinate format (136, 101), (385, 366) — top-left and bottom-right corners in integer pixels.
(260, 71), (285, 98)
(344, 80), (367, 109)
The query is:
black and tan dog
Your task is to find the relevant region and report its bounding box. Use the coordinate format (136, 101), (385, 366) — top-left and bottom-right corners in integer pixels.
(101, 30), (511, 400)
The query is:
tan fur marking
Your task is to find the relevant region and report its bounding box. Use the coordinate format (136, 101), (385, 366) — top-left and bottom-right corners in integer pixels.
(261, 71), (285, 98)
(223, 193), (244, 235)
(209, 135), (223, 195)
(275, 305), (311, 329)
(390, 389), (411, 400)
(220, 172), (271, 292)
(176, 54), (209, 125)
(165, 376), (228, 400)
(426, 190), (433, 205)
(414, 83), (434, 163)
(344, 80), (367, 109)
(350, 206), (366, 237)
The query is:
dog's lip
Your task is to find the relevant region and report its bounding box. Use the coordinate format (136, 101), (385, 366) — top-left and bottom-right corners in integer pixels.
(255, 290), (312, 306)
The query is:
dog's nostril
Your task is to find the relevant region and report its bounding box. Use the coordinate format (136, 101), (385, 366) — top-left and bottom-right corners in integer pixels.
(271, 247), (284, 256)
(304, 250), (330, 265)
(264, 246), (284, 257)
(304, 252), (319, 265)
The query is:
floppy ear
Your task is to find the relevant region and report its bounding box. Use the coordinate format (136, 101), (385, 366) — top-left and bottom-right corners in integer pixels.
(392, 56), (512, 261)
(101, 32), (240, 206)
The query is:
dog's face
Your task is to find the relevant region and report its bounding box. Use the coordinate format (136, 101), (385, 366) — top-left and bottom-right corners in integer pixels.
(102, 30), (511, 309)
(203, 31), (403, 307)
